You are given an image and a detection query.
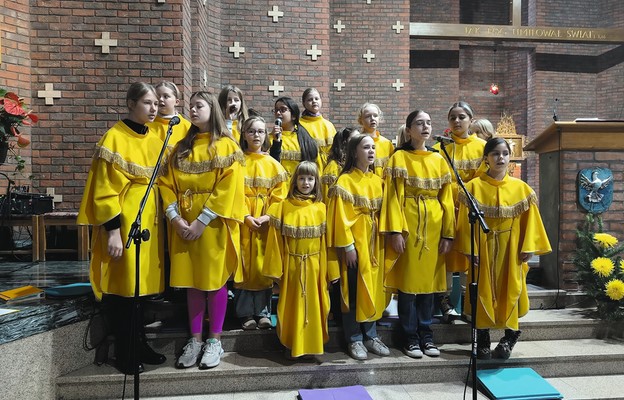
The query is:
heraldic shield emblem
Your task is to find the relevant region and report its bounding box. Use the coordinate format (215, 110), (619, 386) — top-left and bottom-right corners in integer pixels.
(578, 167), (613, 213)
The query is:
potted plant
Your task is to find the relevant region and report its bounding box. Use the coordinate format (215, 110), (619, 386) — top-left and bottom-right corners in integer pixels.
(573, 213), (624, 321)
(0, 88), (38, 171)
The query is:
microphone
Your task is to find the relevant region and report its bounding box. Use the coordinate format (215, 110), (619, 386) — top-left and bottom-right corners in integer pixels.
(433, 135), (454, 144)
(552, 98), (559, 121)
(169, 116), (181, 126)
(274, 118), (282, 127)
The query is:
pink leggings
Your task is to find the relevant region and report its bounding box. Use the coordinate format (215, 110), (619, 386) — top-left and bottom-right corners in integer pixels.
(187, 286), (228, 335)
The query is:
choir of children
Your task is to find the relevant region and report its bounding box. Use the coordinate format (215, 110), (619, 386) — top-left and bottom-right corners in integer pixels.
(80, 84), (549, 373)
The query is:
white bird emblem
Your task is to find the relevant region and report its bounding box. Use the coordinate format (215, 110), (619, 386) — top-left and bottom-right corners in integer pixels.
(579, 170), (612, 203)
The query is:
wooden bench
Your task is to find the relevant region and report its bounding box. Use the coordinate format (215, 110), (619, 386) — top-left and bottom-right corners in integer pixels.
(38, 212), (90, 261)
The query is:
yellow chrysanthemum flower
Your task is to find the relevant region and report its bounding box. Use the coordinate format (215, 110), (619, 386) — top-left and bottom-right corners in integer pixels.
(591, 257), (615, 277)
(593, 233), (618, 248)
(620, 259), (624, 272)
(605, 279), (624, 301)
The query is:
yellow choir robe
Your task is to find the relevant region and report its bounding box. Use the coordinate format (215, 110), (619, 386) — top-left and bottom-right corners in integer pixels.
(455, 173), (551, 330)
(327, 168), (387, 322)
(370, 131), (394, 178)
(263, 198), (339, 357)
(159, 134), (245, 291)
(380, 149), (455, 294)
(433, 133), (486, 272)
(77, 121), (165, 300)
(300, 114), (336, 166)
(231, 119), (240, 142)
(147, 114), (192, 149)
(278, 128), (323, 179)
(234, 152), (289, 290)
(320, 159), (341, 202)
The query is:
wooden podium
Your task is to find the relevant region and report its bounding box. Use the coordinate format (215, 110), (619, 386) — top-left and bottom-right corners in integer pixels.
(525, 121), (624, 290)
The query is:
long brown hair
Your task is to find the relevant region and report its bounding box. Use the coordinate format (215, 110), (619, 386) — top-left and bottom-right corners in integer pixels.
(341, 134), (373, 175)
(173, 91), (234, 166)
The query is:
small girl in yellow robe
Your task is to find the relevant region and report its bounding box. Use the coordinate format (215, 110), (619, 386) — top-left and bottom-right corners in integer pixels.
(263, 161), (339, 359)
(321, 126), (359, 200)
(357, 103), (394, 178)
(217, 84), (249, 141)
(455, 137), (551, 360)
(160, 91), (245, 370)
(234, 116), (289, 330)
(327, 134), (390, 361)
(380, 110), (455, 359)
(147, 81), (192, 149)
(299, 87), (337, 165)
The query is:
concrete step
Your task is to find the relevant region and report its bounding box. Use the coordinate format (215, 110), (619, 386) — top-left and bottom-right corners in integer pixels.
(57, 337), (624, 399)
(57, 309), (624, 400)
(92, 375), (624, 400)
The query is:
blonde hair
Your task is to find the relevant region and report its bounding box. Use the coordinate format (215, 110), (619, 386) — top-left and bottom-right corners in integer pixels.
(155, 81), (181, 99)
(288, 161), (322, 202)
(471, 118), (495, 141)
(395, 124), (407, 147)
(357, 103), (384, 126)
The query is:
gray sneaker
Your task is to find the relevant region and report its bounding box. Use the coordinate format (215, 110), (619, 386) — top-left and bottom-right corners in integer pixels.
(423, 342), (440, 357)
(364, 337), (390, 356)
(176, 338), (203, 368)
(199, 338), (224, 369)
(347, 341), (368, 360)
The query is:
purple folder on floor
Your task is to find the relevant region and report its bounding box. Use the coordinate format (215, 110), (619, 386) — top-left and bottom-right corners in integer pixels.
(298, 385), (373, 400)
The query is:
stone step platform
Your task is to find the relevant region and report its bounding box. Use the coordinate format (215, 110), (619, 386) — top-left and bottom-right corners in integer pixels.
(56, 309), (624, 400)
(57, 337), (624, 400)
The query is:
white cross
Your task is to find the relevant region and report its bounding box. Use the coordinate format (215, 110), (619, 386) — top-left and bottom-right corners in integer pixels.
(95, 32), (117, 54)
(306, 44), (322, 61)
(333, 20), (345, 34)
(37, 83), (62, 105)
(392, 79), (405, 92)
(46, 188), (63, 204)
(366, 0), (372, 4)
(268, 5), (284, 23)
(333, 79), (345, 92)
(202, 70), (208, 87)
(392, 21), (405, 34)
(228, 42), (245, 58)
(363, 49), (376, 63)
(268, 80), (284, 97)
(157, 0), (165, 3)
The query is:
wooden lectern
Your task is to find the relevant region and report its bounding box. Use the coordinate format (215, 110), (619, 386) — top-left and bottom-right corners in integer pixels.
(525, 121), (624, 290)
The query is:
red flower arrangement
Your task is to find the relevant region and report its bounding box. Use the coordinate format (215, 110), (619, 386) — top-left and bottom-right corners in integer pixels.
(0, 88), (38, 171)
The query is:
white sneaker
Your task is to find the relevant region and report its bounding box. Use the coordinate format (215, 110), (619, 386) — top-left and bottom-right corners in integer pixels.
(199, 338), (224, 369)
(423, 342), (440, 357)
(176, 338), (203, 368)
(347, 341), (368, 360)
(364, 337), (390, 356)
(403, 343), (423, 358)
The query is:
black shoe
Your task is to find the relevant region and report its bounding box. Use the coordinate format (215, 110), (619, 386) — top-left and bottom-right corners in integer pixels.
(492, 329), (521, 360)
(141, 339), (167, 365)
(476, 329), (491, 360)
(115, 355), (145, 375)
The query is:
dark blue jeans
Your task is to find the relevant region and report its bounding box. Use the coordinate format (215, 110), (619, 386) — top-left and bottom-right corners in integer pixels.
(342, 267), (378, 343)
(397, 291), (434, 346)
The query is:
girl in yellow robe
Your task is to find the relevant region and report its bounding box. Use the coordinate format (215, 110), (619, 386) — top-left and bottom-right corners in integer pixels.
(327, 134), (390, 361)
(432, 101), (487, 320)
(160, 91), (245, 370)
(321, 127), (359, 201)
(217, 84), (249, 142)
(263, 161), (339, 359)
(269, 97), (322, 179)
(455, 137), (551, 360)
(357, 103), (394, 178)
(77, 82), (166, 374)
(380, 110), (455, 359)
(299, 87), (336, 165)
(234, 116), (289, 330)
(147, 81), (192, 149)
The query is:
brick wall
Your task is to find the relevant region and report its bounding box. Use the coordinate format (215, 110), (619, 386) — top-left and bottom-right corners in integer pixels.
(0, 0), (33, 179)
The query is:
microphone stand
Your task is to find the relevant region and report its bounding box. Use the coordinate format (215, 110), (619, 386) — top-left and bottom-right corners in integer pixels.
(125, 119), (177, 400)
(437, 140), (489, 400)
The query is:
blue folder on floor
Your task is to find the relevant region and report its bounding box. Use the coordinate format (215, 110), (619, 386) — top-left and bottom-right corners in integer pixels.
(477, 368), (563, 400)
(298, 385), (373, 400)
(44, 283), (92, 299)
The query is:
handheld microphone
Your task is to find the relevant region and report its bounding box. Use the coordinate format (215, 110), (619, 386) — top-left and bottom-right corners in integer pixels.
(274, 118), (282, 127)
(433, 135), (454, 144)
(169, 116), (181, 126)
